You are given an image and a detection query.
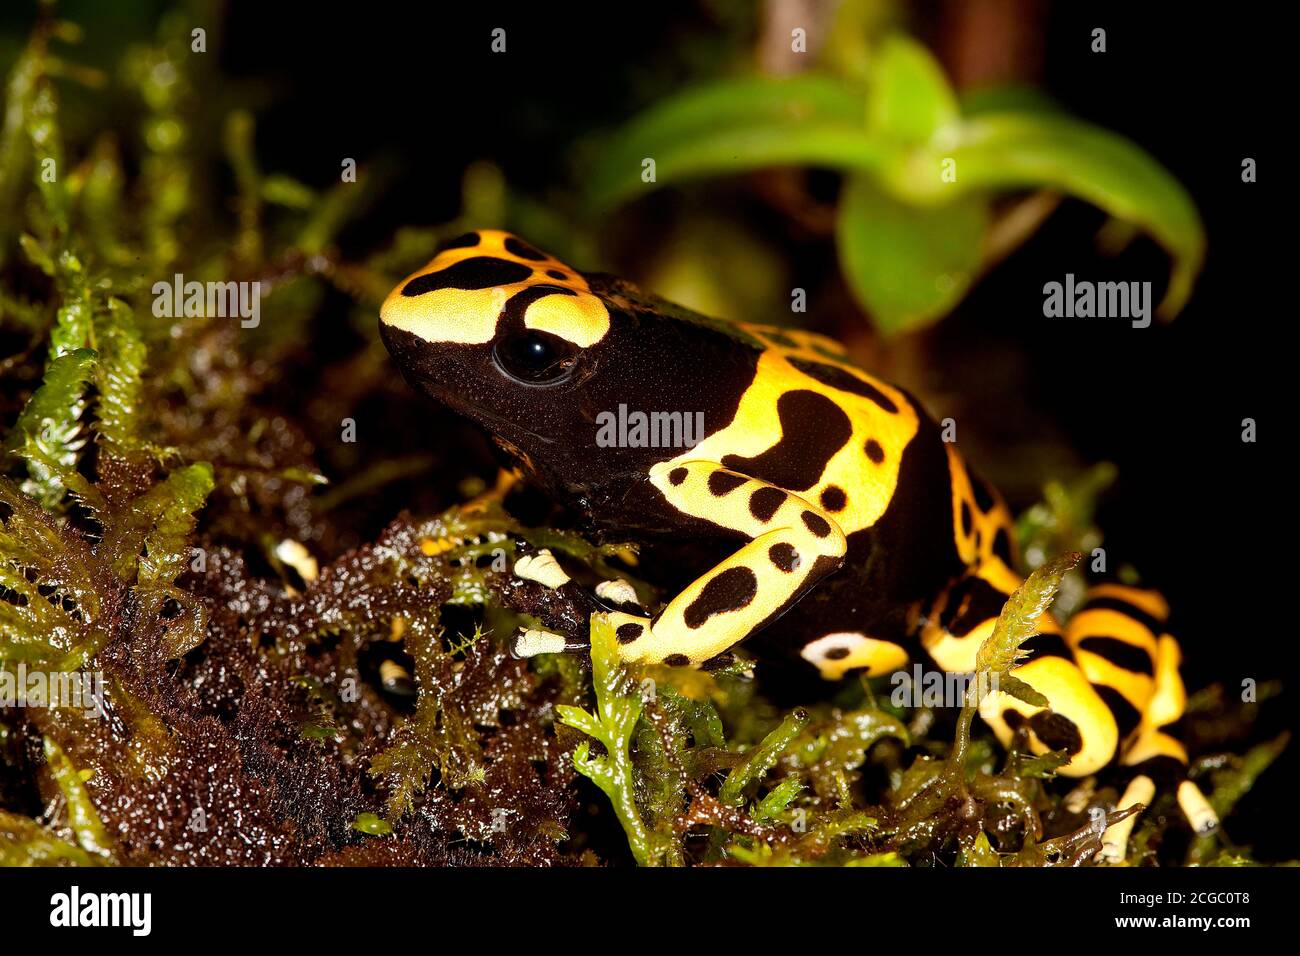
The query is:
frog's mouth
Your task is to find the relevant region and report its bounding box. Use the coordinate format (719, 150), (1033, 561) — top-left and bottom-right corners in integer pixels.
(379, 322), (476, 404)
(381, 320), (563, 443)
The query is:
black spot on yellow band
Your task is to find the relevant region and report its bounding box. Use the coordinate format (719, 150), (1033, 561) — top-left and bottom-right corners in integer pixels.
(769, 542), (800, 572)
(749, 487), (786, 522)
(1094, 683), (1142, 739)
(616, 622), (644, 644)
(683, 566), (758, 629)
(1080, 596), (1165, 635)
(504, 236), (547, 260)
(992, 528), (1014, 564)
(707, 471), (746, 496)
(820, 486), (847, 512)
(939, 575), (1007, 635)
(439, 232), (481, 252)
(801, 511), (831, 538)
(1078, 635), (1155, 675)
(1020, 631), (1073, 663)
(722, 390), (851, 492)
(1028, 711), (1083, 755)
(970, 474), (996, 513)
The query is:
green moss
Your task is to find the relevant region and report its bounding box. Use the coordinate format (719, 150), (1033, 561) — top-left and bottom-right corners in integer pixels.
(556, 617), (663, 865)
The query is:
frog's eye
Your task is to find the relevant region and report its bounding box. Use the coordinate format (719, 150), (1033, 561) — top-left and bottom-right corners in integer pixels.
(492, 329), (578, 385)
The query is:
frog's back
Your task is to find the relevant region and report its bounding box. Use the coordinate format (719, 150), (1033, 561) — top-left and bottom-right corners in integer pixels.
(644, 316), (1010, 629)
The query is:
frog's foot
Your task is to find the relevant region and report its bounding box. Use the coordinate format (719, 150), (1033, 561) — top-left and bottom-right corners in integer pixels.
(513, 548), (572, 590)
(509, 626), (589, 658)
(1098, 756), (1218, 865)
(1097, 632), (1218, 865)
(798, 631), (910, 681)
(593, 578), (647, 614)
(505, 545), (606, 653)
(504, 561), (648, 659)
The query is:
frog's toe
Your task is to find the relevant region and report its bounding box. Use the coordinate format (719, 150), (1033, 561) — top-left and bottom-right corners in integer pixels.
(509, 627), (589, 658)
(594, 578), (645, 613)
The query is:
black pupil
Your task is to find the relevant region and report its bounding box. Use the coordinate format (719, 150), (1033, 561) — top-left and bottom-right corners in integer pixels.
(497, 332), (570, 383)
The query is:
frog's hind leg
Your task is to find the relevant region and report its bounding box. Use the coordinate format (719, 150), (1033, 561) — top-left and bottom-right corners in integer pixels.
(921, 558), (1122, 777)
(1096, 622), (1218, 863)
(1100, 747), (1212, 866)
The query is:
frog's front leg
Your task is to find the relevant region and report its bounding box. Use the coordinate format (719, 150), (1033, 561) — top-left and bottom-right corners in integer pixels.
(607, 461), (847, 667)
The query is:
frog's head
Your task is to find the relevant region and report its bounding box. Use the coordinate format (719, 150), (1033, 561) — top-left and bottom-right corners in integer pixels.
(379, 229), (758, 504)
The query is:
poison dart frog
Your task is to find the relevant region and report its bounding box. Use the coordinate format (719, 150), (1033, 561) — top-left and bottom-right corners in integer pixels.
(379, 229), (1217, 861)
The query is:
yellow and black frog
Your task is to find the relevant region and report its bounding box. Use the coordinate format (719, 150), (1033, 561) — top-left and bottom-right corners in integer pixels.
(379, 229), (1216, 860)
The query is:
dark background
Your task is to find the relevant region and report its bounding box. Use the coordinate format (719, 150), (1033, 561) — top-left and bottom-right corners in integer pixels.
(2, 1), (1292, 856)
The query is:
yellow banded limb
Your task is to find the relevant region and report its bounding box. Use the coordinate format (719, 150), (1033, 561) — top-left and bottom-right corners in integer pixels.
(980, 656), (1119, 777)
(610, 461), (847, 665)
(926, 559), (1120, 777)
(1110, 632), (1218, 842)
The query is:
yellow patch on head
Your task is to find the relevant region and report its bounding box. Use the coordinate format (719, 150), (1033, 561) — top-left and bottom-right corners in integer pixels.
(380, 229), (611, 347)
(523, 292), (611, 346)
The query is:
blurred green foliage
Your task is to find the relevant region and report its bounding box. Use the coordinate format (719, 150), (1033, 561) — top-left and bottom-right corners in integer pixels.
(588, 34), (1204, 335)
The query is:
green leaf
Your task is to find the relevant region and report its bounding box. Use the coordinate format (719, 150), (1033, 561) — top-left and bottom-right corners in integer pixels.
(1016, 748), (1071, 779)
(3, 347), (96, 459)
(957, 830), (1002, 867)
(788, 706), (910, 773)
(999, 672), (1050, 709)
(0, 811), (101, 867)
(102, 461), (214, 585)
(1205, 732), (1290, 822)
(92, 298), (148, 455)
(351, 812), (392, 836)
(18, 233), (54, 276)
(90, 461), (214, 659)
(719, 708), (809, 807)
(587, 59), (1204, 323)
(752, 776), (804, 824)
(3, 347), (100, 511)
(865, 35), (959, 145)
(837, 175), (987, 334)
(42, 737), (112, 859)
(883, 112), (1204, 318)
(845, 851), (908, 867)
(587, 74), (888, 210)
(262, 174), (316, 209)
(556, 616), (667, 865)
